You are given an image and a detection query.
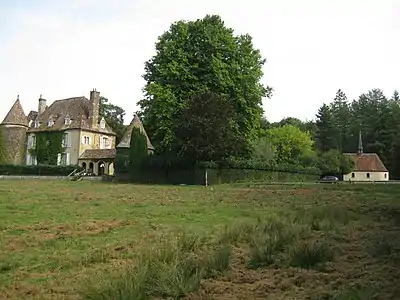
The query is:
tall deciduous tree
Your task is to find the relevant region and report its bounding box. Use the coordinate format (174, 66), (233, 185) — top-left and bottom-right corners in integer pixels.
(99, 96), (127, 144)
(264, 125), (315, 165)
(138, 14), (272, 157)
(175, 91), (247, 163)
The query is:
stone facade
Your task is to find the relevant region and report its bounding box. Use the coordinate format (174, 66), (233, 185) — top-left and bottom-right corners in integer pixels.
(0, 125), (27, 165)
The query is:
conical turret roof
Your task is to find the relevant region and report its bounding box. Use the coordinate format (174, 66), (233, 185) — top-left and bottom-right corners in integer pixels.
(1, 97), (28, 127)
(117, 114), (154, 150)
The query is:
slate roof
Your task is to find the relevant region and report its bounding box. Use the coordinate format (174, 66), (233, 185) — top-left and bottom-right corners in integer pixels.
(27, 96), (115, 135)
(117, 114), (154, 150)
(79, 149), (116, 160)
(27, 110), (38, 122)
(344, 153), (388, 172)
(1, 99), (28, 127)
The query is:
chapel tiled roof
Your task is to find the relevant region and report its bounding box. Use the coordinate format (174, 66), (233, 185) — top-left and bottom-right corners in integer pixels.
(116, 114), (154, 150)
(79, 149), (116, 160)
(344, 153), (388, 172)
(1, 98), (28, 127)
(27, 96), (115, 135)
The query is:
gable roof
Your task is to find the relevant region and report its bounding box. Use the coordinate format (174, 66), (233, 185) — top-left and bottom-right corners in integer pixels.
(27, 96), (115, 135)
(344, 153), (388, 172)
(117, 114), (154, 150)
(79, 149), (116, 160)
(1, 98), (28, 127)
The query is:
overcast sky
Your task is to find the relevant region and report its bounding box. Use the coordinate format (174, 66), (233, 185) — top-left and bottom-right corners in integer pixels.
(0, 0), (399, 124)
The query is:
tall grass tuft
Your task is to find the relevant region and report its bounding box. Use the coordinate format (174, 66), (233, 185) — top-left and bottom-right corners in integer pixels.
(288, 239), (334, 269)
(80, 231), (232, 300)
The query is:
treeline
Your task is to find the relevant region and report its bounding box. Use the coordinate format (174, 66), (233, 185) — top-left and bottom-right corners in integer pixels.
(262, 89), (400, 178)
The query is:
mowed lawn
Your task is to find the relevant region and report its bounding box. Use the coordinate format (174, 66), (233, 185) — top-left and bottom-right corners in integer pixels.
(0, 180), (399, 299)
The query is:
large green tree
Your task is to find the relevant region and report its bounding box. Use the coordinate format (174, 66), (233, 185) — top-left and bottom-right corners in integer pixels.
(330, 89), (351, 152)
(175, 91), (247, 162)
(315, 104), (338, 152)
(99, 96), (127, 144)
(138, 14), (272, 157)
(264, 125), (315, 165)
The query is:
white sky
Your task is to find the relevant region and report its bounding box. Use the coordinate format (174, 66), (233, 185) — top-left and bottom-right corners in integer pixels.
(0, 0), (399, 124)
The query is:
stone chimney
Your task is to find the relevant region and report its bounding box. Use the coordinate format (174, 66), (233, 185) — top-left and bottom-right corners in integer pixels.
(89, 89), (100, 128)
(38, 94), (46, 115)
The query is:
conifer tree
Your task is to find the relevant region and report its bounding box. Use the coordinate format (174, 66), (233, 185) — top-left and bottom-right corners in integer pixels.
(129, 127), (148, 170)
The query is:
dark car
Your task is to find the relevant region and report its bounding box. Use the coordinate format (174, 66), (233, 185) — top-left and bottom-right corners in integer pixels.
(320, 175), (339, 183)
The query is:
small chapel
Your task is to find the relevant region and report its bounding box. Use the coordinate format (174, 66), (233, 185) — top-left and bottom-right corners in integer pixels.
(343, 131), (389, 181)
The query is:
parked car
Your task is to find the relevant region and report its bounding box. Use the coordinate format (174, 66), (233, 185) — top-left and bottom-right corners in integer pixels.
(319, 175), (339, 183)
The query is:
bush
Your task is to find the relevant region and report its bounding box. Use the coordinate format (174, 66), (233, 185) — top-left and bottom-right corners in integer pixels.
(0, 164), (81, 176)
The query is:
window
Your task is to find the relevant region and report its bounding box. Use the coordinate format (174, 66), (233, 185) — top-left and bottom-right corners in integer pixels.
(351, 173), (355, 178)
(62, 133), (70, 147)
(28, 134), (36, 149)
(34, 120), (39, 128)
(58, 153), (70, 165)
(100, 136), (111, 149)
(384, 173), (387, 179)
(366, 173), (370, 178)
(48, 116), (54, 127)
(26, 154), (37, 165)
(82, 136), (91, 145)
(99, 117), (106, 129)
(65, 115), (71, 125)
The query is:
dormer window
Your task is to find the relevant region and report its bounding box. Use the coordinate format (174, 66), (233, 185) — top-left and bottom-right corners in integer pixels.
(99, 117), (106, 129)
(48, 116), (54, 127)
(65, 115), (71, 125)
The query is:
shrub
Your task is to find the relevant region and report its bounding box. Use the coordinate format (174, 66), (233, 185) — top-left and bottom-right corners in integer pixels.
(0, 164), (81, 176)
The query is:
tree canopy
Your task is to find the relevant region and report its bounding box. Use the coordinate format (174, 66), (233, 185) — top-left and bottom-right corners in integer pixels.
(99, 96), (127, 144)
(175, 91), (247, 163)
(138, 14), (272, 159)
(263, 125), (315, 165)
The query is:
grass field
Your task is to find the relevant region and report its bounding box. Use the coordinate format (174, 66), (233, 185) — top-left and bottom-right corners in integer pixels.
(0, 180), (399, 299)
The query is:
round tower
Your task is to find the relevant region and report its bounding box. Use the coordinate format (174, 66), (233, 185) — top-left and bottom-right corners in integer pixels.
(0, 96), (29, 165)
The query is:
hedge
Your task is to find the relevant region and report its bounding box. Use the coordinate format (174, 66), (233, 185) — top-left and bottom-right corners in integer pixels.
(0, 164), (82, 176)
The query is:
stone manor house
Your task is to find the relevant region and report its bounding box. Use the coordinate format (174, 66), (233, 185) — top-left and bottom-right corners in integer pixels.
(0, 89), (153, 175)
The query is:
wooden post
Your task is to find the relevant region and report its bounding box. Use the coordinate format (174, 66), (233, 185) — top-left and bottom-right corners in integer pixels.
(205, 169), (208, 187)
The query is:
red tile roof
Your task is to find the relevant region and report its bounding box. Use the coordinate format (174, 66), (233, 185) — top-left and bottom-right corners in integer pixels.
(344, 153), (388, 172)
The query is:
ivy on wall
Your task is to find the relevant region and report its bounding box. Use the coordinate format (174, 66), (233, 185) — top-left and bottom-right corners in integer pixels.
(29, 131), (65, 165)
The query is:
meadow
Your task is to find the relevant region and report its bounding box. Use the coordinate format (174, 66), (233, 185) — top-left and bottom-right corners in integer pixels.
(0, 180), (399, 299)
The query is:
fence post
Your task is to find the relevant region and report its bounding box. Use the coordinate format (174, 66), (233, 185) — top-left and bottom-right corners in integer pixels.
(205, 169), (208, 187)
